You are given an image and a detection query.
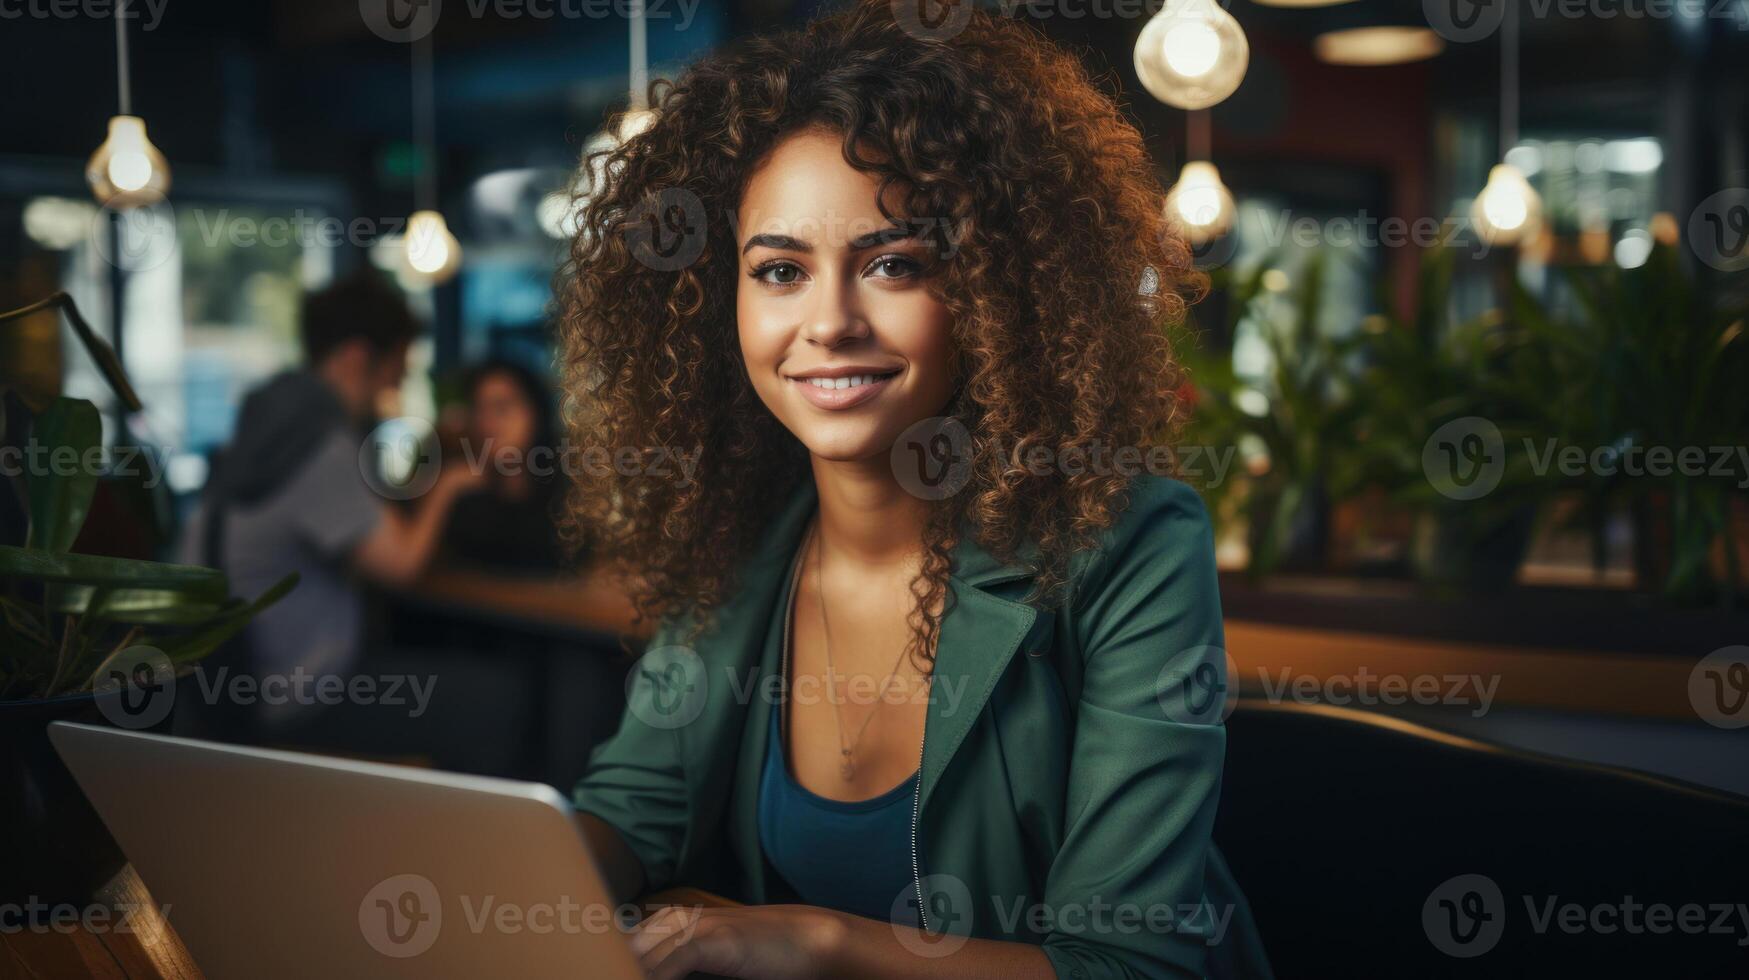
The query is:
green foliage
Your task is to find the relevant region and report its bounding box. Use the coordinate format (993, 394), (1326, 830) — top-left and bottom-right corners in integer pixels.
(1181, 243), (1747, 601)
(1, 396), (295, 701)
(1179, 252), (1372, 575)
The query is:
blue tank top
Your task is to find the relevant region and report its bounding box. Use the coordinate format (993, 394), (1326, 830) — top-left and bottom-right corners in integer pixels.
(757, 528), (922, 925)
(758, 707), (921, 925)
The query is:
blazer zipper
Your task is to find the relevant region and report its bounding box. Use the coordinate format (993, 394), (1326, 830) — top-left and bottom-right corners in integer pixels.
(910, 726), (927, 932)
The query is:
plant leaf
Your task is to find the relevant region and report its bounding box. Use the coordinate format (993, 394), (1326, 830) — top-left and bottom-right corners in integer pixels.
(25, 397), (102, 552)
(0, 546), (228, 598)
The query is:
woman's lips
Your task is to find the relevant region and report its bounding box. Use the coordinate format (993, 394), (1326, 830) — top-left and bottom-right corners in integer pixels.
(788, 372), (897, 410)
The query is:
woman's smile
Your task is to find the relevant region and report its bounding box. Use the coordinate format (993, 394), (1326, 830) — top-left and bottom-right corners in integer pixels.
(785, 366), (904, 411)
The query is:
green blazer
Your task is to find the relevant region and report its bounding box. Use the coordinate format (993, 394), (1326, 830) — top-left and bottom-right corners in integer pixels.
(573, 475), (1270, 979)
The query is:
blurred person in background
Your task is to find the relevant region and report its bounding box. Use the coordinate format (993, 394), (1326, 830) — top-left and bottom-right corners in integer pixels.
(179, 268), (479, 736)
(440, 358), (568, 573)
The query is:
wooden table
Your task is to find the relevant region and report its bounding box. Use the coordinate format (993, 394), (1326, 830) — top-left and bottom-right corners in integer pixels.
(0, 867), (730, 980)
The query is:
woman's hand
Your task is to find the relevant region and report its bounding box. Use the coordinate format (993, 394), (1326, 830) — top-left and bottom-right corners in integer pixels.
(628, 903), (848, 980)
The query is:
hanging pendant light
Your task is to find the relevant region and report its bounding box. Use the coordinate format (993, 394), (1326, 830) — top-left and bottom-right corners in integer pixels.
(1165, 111), (1235, 244)
(1166, 161), (1236, 242)
(1471, 2), (1540, 247)
(1134, 0), (1250, 110)
(1472, 163), (1540, 245)
(402, 28), (460, 285)
(405, 209), (462, 281)
(87, 0), (168, 207)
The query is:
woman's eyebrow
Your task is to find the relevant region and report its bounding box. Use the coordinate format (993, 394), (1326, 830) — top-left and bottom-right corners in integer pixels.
(742, 233), (811, 254)
(846, 223), (918, 250)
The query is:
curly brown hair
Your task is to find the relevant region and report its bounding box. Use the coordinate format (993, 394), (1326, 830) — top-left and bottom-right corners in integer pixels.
(557, 0), (1198, 661)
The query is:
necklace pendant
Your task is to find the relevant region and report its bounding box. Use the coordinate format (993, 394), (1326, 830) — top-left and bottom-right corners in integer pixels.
(839, 750), (855, 781)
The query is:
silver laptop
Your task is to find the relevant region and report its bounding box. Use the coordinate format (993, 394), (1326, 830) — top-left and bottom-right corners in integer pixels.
(50, 721), (645, 980)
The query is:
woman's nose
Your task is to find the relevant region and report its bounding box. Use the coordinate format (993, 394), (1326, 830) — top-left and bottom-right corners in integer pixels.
(800, 276), (870, 348)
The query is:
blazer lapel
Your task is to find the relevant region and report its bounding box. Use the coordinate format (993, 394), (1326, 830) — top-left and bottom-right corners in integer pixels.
(918, 537), (1046, 814)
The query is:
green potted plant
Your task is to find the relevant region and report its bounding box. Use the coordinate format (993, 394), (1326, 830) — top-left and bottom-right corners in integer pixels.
(1180, 252), (1374, 576)
(1506, 245), (1748, 605)
(1, 292), (294, 906)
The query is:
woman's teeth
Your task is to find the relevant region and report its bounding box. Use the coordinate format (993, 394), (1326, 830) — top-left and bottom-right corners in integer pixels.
(804, 374), (884, 390)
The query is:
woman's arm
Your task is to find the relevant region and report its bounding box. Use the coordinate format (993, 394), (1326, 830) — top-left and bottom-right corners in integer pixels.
(631, 904), (1056, 980)
(574, 810), (646, 903)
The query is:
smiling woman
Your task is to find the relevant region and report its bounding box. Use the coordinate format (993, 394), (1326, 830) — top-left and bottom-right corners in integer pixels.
(557, 2), (1268, 979)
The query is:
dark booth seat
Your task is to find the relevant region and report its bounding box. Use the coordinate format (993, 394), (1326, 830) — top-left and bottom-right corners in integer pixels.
(1214, 700), (1749, 978)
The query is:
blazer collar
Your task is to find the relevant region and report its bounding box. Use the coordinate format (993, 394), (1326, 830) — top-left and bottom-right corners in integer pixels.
(724, 479), (1045, 896)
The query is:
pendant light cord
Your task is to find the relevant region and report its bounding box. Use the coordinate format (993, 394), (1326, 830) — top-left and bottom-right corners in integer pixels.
(413, 29), (437, 212)
(115, 0), (131, 115)
(1187, 109), (1211, 163)
(629, 0), (648, 111)
(1501, 0), (1519, 153)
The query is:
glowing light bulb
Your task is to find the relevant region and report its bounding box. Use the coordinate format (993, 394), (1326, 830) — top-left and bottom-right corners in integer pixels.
(86, 115), (170, 208)
(1135, 0), (1249, 110)
(403, 210), (462, 284)
(1164, 160), (1235, 243)
(1470, 163), (1541, 246)
(616, 108), (657, 143)
(1163, 20), (1222, 77)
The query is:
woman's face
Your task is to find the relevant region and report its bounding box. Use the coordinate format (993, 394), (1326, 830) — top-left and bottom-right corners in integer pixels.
(736, 128), (956, 465)
(470, 372), (538, 457)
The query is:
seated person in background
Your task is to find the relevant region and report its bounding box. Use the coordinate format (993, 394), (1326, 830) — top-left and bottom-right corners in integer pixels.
(439, 357), (567, 573)
(180, 269), (478, 734)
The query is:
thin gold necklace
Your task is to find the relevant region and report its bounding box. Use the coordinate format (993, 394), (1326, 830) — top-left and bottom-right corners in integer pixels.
(813, 520), (912, 782)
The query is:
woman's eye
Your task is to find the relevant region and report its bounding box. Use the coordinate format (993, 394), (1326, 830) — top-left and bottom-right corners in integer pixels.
(867, 255), (922, 279)
(753, 262), (805, 285)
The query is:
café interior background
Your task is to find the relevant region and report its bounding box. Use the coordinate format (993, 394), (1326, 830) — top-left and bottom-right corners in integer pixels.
(2, 0), (1747, 789)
